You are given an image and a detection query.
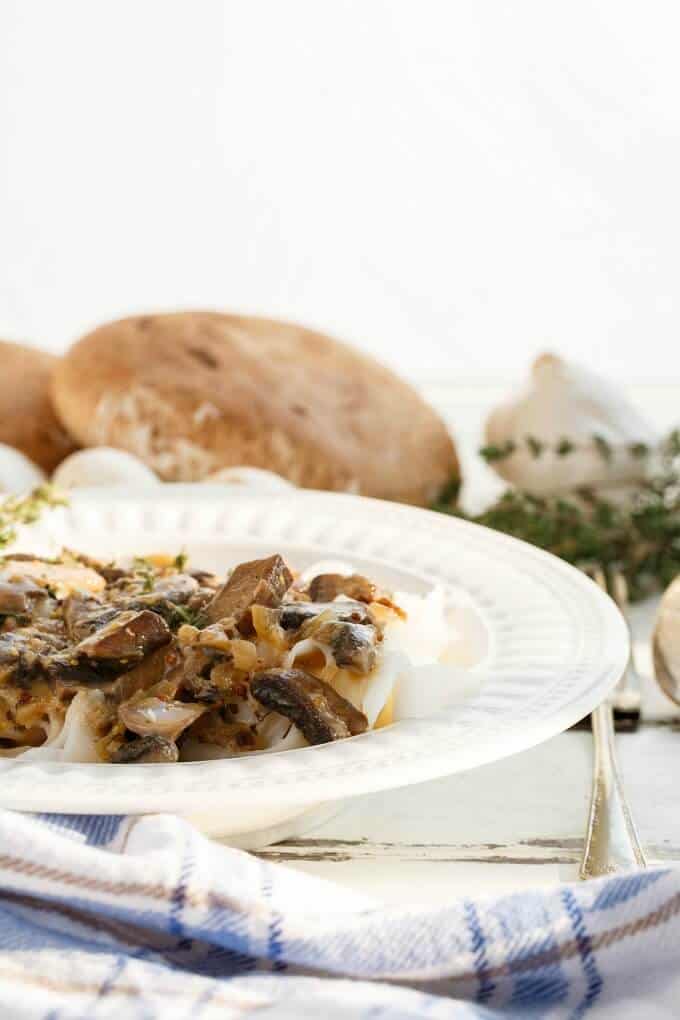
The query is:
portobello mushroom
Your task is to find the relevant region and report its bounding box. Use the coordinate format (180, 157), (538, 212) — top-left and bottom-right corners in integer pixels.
(205, 554), (293, 631)
(250, 667), (368, 745)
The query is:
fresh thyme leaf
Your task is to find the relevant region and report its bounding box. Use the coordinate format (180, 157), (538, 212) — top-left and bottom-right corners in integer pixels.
(525, 435), (544, 458)
(664, 430), (680, 458)
(592, 434), (613, 462)
(0, 485), (68, 551)
(479, 440), (516, 463)
(132, 556), (156, 593)
(628, 442), (650, 460)
(436, 475), (461, 507)
(174, 549), (189, 571)
(478, 434), (645, 464)
(168, 603), (206, 629)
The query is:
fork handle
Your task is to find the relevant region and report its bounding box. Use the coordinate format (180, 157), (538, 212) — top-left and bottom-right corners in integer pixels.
(580, 701), (647, 879)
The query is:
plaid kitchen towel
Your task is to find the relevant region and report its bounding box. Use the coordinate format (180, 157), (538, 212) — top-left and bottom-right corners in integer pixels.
(0, 810), (676, 1019)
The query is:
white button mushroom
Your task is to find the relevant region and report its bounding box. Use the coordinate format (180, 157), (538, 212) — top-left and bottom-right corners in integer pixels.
(0, 444), (47, 493)
(204, 466), (296, 492)
(51, 447), (160, 490)
(484, 353), (658, 496)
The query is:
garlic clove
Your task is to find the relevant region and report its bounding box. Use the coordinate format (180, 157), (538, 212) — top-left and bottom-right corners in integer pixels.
(204, 466), (296, 491)
(485, 353), (658, 495)
(52, 447), (160, 489)
(118, 697), (206, 742)
(0, 444), (47, 493)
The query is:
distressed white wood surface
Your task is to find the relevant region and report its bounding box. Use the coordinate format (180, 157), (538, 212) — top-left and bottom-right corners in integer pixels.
(258, 387), (680, 904)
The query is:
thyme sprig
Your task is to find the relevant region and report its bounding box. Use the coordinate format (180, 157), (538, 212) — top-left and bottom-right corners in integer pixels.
(434, 430), (680, 602)
(0, 485), (68, 550)
(479, 433), (653, 465)
(131, 556), (156, 593)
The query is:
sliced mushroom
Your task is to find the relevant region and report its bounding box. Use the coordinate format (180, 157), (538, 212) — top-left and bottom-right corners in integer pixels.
(45, 652), (111, 688)
(278, 600), (373, 631)
(118, 697), (206, 741)
(63, 594), (120, 642)
(76, 610), (171, 664)
(250, 668), (368, 745)
(205, 554), (293, 631)
(109, 644), (183, 703)
(308, 573), (376, 604)
(0, 632), (43, 686)
(127, 573), (199, 611)
(303, 619), (378, 674)
(189, 569), (221, 589)
(0, 622), (68, 686)
(110, 734), (179, 763)
(252, 599), (376, 653)
(0, 578), (48, 618)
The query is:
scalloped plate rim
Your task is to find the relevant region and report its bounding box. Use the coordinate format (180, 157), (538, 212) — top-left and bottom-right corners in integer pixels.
(0, 487), (628, 816)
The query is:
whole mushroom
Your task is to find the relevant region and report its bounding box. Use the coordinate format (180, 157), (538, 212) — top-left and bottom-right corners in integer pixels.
(0, 444), (46, 493)
(51, 447), (160, 489)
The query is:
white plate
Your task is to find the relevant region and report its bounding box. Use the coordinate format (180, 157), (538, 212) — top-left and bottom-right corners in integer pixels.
(0, 488), (627, 845)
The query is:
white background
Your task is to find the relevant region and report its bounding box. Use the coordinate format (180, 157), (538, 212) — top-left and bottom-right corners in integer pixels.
(1, 1), (679, 385)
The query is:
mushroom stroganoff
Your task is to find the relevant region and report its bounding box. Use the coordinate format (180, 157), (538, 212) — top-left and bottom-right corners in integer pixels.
(0, 551), (472, 763)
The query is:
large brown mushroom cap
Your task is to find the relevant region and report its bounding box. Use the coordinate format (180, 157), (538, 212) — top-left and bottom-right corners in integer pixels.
(51, 312), (459, 505)
(0, 340), (76, 471)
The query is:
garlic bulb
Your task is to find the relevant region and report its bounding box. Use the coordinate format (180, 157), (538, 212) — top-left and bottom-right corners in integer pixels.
(0, 444), (46, 492)
(52, 447), (160, 489)
(484, 353), (658, 495)
(204, 466), (295, 491)
(653, 577), (680, 707)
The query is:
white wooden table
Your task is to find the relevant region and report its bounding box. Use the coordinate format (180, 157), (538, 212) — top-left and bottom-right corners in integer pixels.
(258, 385), (680, 903)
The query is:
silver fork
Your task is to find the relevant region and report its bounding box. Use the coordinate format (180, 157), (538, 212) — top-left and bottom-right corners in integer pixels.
(579, 566), (646, 878)
(594, 566), (642, 732)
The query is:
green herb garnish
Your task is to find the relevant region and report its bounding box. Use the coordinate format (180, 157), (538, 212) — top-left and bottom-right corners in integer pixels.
(174, 549), (189, 571)
(525, 435), (544, 458)
(628, 442), (650, 460)
(168, 603), (206, 629)
(132, 556), (156, 593)
(0, 485), (67, 551)
(479, 440), (516, 463)
(556, 437), (575, 457)
(592, 434), (613, 462)
(434, 430), (680, 602)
